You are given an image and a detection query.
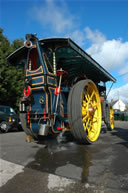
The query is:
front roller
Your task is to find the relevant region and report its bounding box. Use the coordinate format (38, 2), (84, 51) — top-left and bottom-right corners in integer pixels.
(106, 105), (114, 131)
(68, 80), (102, 144)
(20, 113), (38, 142)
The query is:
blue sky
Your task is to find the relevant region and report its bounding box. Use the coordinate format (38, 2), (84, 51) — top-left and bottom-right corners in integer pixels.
(1, 0), (128, 104)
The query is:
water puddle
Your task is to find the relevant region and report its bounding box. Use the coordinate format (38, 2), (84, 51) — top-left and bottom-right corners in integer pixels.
(27, 132), (94, 182)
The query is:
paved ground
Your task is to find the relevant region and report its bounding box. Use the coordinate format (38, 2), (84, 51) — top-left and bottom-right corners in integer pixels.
(0, 121), (128, 193)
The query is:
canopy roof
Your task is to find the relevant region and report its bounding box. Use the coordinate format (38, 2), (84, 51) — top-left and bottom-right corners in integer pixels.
(7, 37), (116, 83)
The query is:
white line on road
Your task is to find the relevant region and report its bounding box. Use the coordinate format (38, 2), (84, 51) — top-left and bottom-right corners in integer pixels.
(48, 174), (74, 191)
(0, 158), (24, 187)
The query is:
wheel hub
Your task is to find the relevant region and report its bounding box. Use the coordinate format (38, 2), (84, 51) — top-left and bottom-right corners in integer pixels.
(88, 104), (95, 117)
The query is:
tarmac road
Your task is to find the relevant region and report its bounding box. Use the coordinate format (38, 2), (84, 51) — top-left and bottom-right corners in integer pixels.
(0, 121), (128, 193)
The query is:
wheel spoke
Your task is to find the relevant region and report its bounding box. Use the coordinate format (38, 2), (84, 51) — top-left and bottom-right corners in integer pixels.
(82, 100), (88, 116)
(87, 84), (92, 95)
(89, 90), (95, 101)
(92, 120), (98, 124)
(92, 116), (101, 124)
(85, 118), (90, 130)
(82, 100), (87, 108)
(89, 128), (97, 137)
(83, 86), (94, 104)
(82, 114), (88, 122)
(93, 104), (98, 110)
(87, 121), (97, 139)
(82, 108), (87, 116)
(85, 93), (89, 102)
(92, 116), (97, 123)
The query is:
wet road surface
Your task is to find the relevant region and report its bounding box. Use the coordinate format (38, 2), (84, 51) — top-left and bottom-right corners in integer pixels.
(0, 121), (128, 193)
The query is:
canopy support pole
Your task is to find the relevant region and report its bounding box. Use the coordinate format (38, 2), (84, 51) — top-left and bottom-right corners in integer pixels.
(53, 51), (56, 76)
(107, 82), (114, 98)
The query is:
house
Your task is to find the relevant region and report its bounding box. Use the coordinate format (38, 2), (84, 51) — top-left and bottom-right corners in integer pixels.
(112, 99), (126, 112)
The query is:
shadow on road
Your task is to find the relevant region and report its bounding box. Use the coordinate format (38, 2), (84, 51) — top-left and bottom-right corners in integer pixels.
(111, 126), (128, 148)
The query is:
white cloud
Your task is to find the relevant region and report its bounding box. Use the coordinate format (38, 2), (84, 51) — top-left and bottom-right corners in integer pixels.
(85, 28), (128, 103)
(66, 29), (86, 46)
(29, 1), (128, 102)
(29, 0), (74, 33)
(29, 0), (128, 76)
(85, 27), (106, 45)
(108, 83), (128, 105)
(85, 27), (128, 73)
(119, 64), (128, 81)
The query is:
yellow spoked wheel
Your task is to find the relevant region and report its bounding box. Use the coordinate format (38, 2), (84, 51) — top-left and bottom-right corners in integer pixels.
(110, 106), (114, 129)
(68, 79), (102, 144)
(81, 81), (102, 142)
(107, 106), (114, 131)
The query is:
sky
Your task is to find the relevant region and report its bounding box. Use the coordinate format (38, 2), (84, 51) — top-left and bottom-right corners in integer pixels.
(1, 0), (128, 105)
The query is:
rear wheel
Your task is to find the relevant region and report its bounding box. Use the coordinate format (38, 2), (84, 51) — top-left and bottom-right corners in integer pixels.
(0, 121), (9, 133)
(68, 80), (102, 144)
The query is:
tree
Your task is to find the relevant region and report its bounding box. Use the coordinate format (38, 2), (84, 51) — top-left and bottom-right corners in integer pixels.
(11, 39), (24, 52)
(0, 28), (24, 112)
